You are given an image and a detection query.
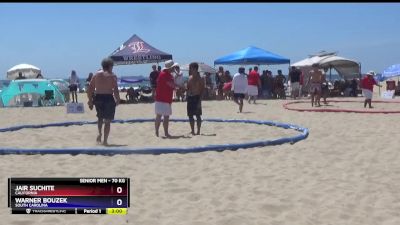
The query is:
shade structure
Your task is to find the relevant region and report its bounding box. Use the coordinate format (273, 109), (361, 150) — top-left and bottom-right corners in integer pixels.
(6, 64), (41, 80)
(214, 46), (290, 65)
(318, 56), (360, 79)
(110, 34), (172, 65)
(292, 51), (360, 79)
(119, 76), (148, 84)
(291, 54), (329, 68)
(380, 64), (400, 81)
(0, 79), (65, 107)
(49, 79), (69, 92)
(180, 62), (216, 74)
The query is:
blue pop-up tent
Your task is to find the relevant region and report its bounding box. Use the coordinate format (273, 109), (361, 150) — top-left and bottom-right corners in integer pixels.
(110, 34), (172, 65)
(119, 76), (148, 84)
(378, 64), (400, 81)
(214, 46), (290, 65)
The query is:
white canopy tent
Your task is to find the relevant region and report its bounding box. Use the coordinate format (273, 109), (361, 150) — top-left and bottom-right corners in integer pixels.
(6, 64), (41, 80)
(292, 54), (329, 68)
(292, 51), (361, 81)
(318, 56), (360, 79)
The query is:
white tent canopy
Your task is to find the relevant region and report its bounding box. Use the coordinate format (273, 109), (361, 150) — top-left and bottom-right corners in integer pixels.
(6, 63), (41, 80)
(292, 51), (360, 80)
(292, 55), (330, 68)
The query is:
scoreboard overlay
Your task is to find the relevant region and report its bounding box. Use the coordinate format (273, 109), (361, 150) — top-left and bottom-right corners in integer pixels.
(8, 178), (130, 214)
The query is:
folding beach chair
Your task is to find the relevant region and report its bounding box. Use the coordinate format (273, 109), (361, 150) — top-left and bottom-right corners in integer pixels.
(41, 90), (55, 106)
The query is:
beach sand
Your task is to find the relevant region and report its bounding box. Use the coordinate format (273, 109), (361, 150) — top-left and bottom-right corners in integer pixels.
(1, 92), (400, 225)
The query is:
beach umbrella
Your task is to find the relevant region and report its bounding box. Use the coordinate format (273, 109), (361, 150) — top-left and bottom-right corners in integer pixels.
(180, 62), (216, 74)
(6, 64), (41, 80)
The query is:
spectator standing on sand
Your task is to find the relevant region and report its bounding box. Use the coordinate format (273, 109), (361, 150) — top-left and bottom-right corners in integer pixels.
(174, 64), (185, 102)
(288, 66), (301, 99)
(149, 65), (159, 98)
(247, 66), (261, 104)
(215, 66), (225, 100)
(69, 70), (79, 103)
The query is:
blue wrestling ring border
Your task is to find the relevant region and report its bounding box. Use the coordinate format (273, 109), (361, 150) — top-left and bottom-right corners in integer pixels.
(0, 118), (309, 155)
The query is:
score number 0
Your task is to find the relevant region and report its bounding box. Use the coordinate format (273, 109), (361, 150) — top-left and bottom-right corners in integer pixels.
(115, 186), (124, 206)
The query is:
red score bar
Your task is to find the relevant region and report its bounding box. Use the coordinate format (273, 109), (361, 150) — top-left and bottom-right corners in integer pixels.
(16, 185), (128, 196)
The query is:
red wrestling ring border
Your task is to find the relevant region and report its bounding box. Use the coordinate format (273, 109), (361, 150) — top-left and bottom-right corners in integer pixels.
(283, 100), (400, 114)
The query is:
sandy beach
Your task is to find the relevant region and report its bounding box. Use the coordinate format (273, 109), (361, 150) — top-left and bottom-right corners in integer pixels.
(1, 92), (400, 225)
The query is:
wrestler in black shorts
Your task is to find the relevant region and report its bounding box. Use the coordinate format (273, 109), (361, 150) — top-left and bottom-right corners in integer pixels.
(187, 95), (202, 135)
(233, 93), (245, 100)
(187, 95), (202, 117)
(93, 94), (116, 120)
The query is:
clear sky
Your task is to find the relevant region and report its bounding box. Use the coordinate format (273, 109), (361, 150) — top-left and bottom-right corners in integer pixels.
(1, 3), (400, 79)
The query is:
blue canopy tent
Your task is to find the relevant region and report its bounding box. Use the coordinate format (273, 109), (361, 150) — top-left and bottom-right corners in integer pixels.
(214, 46), (290, 65)
(119, 76), (148, 84)
(376, 64), (400, 82)
(110, 34), (172, 65)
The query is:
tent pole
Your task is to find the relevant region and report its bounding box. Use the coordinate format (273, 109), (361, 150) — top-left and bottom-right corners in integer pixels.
(329, 66), (332, 81)
(359, 63), (362, 97)
(288, 62), (291, 85)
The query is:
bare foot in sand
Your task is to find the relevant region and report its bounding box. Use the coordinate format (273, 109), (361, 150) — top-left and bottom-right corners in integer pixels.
(103, 141), (109, 146)
(155, 130), (159, 137)
(164, 133), (172, 138)
(96, 134), (102, 143)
